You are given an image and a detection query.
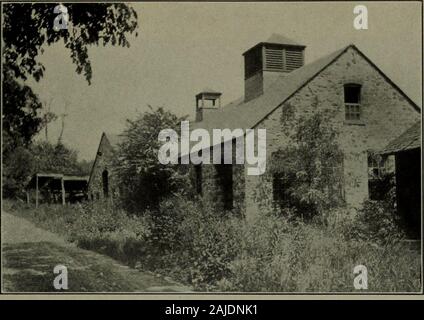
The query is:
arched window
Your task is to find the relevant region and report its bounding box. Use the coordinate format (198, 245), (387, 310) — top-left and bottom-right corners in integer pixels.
(102, 170), (109, 198)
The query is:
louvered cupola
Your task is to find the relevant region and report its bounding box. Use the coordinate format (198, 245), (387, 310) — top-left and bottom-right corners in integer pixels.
(243, 34), (306, 102)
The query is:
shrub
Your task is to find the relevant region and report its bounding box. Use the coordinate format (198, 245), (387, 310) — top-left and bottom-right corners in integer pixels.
(140, 197), (241, 290)
(264, 105), (344, 219)
(144, 196), (193, 251)
(175, 205), (240, 289)
(346, 200), (404, 244)
(114, 107), (190, 213)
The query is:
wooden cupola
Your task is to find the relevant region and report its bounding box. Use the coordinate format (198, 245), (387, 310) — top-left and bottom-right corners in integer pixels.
(243, 34), (306, 101)
(195, 89), (222, 122)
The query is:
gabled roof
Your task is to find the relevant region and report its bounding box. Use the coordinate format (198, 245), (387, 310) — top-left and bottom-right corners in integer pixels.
(191, 45), (348, 134)
(381, 121), (421, 154)
(104, 132), (124, 150)
(192, 44), (420, 135)
(199, 88), (221, 94)
(183, 44), (421, 158)
(88, 132), (122, 188)
(243, 33), (305, 55)
(265, 33), (304, 47)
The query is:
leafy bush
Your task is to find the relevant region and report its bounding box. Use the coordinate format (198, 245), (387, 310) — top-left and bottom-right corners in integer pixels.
(175, 203), (240, 289)
(114, 107), (190, 213)
(347, 200), (405, 244)
(138, 197), (240, 290)
(144, 197), (192, 251)
(264, 105), (344, 219)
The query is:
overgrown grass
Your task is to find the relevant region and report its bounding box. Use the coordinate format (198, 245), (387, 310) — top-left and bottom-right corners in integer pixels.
(3, 199), (421, 292)
(3, 200), (149, 267)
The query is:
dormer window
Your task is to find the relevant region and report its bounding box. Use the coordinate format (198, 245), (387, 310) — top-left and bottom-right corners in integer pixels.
(344, 84), (361, 122)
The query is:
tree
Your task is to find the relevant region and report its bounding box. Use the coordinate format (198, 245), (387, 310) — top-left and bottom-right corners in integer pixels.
(3, 3), (138, 83)
(115, 107), (189, 213)
(2, 145), (35, 199)
(3, 140), (92, 199)
(31, 141), (84, 175)
(2, 3), (138, 198)
(269, 104), (344, 220)
(2, 3), (138, 146)
(2, 72), (43, 149)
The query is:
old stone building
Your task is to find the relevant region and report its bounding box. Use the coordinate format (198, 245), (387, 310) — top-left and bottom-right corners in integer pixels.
(186, 34), (421, 220)
(88, 132), (122, 200)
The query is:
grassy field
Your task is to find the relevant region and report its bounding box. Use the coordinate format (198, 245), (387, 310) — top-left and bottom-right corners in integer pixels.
(3, 200), (421, 292)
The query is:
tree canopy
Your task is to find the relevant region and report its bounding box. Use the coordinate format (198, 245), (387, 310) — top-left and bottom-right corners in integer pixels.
(2, 3), (138, 198)
(2, 3), (138, 147)
(3, 3), (138, 83)
(115, 107), (189, 213)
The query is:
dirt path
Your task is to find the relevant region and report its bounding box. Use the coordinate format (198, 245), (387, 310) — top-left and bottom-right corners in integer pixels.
(2, 211), (192, 293)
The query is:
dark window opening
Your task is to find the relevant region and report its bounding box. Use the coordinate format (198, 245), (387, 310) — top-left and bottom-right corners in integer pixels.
(272, 173), (292, 208)
(344, 84), (362, 121)
(102, 169), (109, 198)
(216, 164), (233, 210)
(368, 153), (391, 200)
(195, 165), (202, 195)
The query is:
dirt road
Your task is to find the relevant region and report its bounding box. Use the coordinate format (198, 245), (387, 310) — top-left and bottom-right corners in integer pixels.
(2, 211), (191, 293)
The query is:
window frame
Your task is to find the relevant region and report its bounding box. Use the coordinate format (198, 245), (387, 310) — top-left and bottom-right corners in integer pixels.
(367, 152), (389, 200)
(344, 84), (363, 123)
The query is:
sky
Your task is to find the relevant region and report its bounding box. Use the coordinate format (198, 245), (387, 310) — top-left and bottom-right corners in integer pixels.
(28, 1), (422, 161)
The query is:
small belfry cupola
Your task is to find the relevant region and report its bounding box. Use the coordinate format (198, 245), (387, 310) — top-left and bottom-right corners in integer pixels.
(243, 34), (306, 102)
(195, 89), (222, 122)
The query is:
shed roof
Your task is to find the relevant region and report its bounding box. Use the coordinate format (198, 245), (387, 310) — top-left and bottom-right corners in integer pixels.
(26, 173), (88, 190)
(381, 121), (421, 155)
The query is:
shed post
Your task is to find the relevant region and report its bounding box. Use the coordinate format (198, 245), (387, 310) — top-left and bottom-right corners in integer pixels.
(35, 174), (39, 208)
(61, 177), (66, 205)
(26, 191), (30, 205)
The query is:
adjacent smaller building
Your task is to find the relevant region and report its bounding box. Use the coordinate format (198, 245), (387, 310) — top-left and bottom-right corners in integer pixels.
(381, 121), (421, 239)
(87, 132), (122, 200)
(26, 173), (88, 207)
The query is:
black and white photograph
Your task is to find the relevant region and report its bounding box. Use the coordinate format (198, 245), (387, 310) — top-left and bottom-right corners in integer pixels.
(1, 1), (422, 296)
